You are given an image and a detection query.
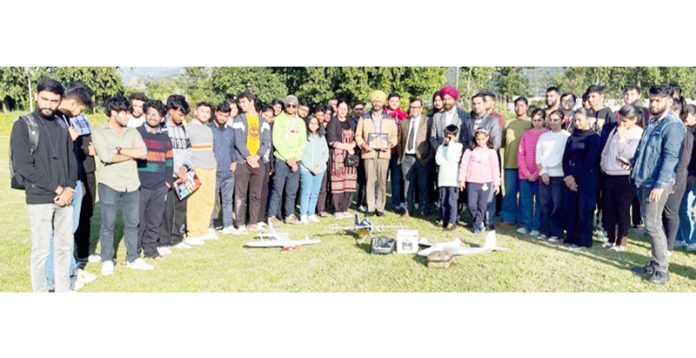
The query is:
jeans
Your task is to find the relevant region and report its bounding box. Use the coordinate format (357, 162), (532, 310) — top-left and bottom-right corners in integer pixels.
(29, 203), (73, 292)
(662, 180), (686, 251)
(484, 185), (496, 228)
(98, 184), (140, 263)
(519, 179), (541, 232)
(501, 169), (520, 224)
(539, 177), (564, 238)
(46, 180), (82, 285)
(468, 182), (491, 231)
(389, 156), (403, 210)
(212, 175), (235, 228)
(401, 155), (429, 215)
(160, 186), (187, 246)
(138, 185), (168, 257)
(639, 185), (672, 274)
(678, 183), (696, 245)
(300, 168), (325, 216)
(268, 158), (301, 219)
(439, 186), (459, 226)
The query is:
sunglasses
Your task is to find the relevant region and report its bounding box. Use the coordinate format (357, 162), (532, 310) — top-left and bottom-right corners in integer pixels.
(286, 104), (297, 108)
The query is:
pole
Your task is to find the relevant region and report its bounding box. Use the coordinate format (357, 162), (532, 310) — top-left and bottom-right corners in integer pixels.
(26, 67), (33, 112)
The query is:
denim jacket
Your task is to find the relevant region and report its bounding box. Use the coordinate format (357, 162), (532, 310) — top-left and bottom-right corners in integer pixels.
(630, 110), (686, 189)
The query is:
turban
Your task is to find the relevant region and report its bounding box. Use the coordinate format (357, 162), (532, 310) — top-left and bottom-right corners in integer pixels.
(439, 85), (459, 101)
(369, 90), (387, 103)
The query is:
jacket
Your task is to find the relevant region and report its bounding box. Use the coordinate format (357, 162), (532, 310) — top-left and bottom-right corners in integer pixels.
(630, 111), (686, 189)
(355, 111), (398, 160)
(231, 112), (272, 164)
(430, 107), (472, 150)
(398, 115), (433, 165)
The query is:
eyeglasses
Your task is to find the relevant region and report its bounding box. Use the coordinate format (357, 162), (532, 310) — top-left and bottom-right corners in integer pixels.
(409, 106), (422, 109)
(286, 104), (297, 108)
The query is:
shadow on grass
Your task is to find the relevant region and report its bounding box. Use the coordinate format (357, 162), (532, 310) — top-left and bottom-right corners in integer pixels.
(495, 225), (696, 282)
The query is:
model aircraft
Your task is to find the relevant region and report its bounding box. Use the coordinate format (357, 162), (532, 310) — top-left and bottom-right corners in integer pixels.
(417, 230), (509, 257)
(244, 225), (320, 251)
(331, 214), (405, 244)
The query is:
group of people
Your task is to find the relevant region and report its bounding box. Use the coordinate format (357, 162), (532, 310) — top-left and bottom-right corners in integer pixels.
(10, 77), (695, 292)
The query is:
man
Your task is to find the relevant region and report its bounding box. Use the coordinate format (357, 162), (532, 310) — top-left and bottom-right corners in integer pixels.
(185, 102), (218, 244)
(617, 85), (650, 128)
(483, 92), (505, 130)
(630, 85), (686, 284)
(398, 98), (433, 217)
(586, 85), (617, 133)
(544, 87), (561, 118)
(471, 93), (502, 229)
(298, 99), (311, 119)
(136, 100), (173, 259)
(500, 96), (531, 226)
(327, 97), (338, 113)
(233, 92), (272, 232)
(268, 95), (307, 225)
(210, 102), (237, 234)
(92, 96), (151, 275)
(430, 85), (472, 150)
(160, 95), (192, 251)
(355, 90), (398, 216)
(385, 93), (408, 212)
(11, 78), (77, 292)
(126, 92), (148, 128)
(560, 93), (577, 130)
(352, 101), (368, 212)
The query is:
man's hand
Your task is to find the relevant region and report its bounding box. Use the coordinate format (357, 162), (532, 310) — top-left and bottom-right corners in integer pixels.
(177, 166), (187, 179)
(88, 143), (96, 156)
(649, 188), (665, 203)
(541, 174), (550, 185)
(68, 127), (78, 141)
(230, 162), (237, 172)
(311, 165), (320, 175)
(563, 175), (577, 190)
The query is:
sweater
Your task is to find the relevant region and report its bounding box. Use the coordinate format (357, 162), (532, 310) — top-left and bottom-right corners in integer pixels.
(187, 119), (217, 170)
(600, 126), (643, 176)
(272, 112), (307, 161)
(136, 125), (174, 189)
(459, 146), (500, 186)
(562, 129), (601, 179)
(435, 142), (463, 187)
(517, 128), (547, 179)
(301, 134), (329, 173)
(503, 119), (532, 168)
(210, 122), (237, 180)
(536, 130), (570, 177)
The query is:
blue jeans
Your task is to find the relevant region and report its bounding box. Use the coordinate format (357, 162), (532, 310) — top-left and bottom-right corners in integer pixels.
(678, 184), (696, 245)
(468, 182), (491, 231)
(47, 180), (82, 284)
(389, 156), (403, 209)
(300, 168), (325, 216)
(268, 158), (300, 218)
(519, 179), (541, 232)
(98, 184), (140, 263)
(500, 169), (520, 224)
(213, 175), (235, 228)
(539, 177), (564, 237)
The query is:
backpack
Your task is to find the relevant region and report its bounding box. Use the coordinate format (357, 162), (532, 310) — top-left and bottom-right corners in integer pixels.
(9, 113), (40, 190)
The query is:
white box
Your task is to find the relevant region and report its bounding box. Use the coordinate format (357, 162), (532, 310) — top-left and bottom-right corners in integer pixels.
(396, 229), (419, 254)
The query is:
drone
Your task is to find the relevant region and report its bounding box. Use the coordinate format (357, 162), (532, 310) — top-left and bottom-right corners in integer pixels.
(331, 214), (405, 244)
(244, 225), (321, 251)
(417, 230), (510, 257)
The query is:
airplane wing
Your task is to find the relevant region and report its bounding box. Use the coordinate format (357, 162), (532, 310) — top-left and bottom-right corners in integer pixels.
(244, 240), (283, 248)
(417, 239), (462, 257)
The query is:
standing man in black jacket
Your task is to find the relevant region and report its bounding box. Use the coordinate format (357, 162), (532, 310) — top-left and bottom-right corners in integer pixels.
(10, 78), (78, 292)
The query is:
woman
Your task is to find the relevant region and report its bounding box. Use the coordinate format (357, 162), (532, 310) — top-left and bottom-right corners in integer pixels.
(562, 108), (601, 249)
(536, 110), (570, 241)
(517, 109), (547, 236)
(599, 104), (644, 251)
(663, 97), (691, 252)
(299, 114), (329, 223)
(326, 100), (358, 217)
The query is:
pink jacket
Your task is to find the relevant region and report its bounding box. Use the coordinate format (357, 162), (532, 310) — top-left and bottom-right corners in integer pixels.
(459, 147), (500, 186)
(517, 128), (547, 180)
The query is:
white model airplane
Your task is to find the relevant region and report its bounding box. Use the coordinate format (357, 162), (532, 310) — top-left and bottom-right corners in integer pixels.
(417, 230), (509, 257)
(331, 214), (405, 244)
(244, 225), (320, 251)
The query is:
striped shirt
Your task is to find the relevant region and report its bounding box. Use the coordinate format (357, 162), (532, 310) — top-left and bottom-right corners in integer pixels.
(187, 119), (217, 170)
(137, 125), (174, 189)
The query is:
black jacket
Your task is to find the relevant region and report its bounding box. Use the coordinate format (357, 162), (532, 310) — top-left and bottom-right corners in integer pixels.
(10, 110), (78, 204)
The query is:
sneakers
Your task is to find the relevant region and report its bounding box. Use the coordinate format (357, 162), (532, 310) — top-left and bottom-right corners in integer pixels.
(601, 242), (613, 248)
(666, 251), (673, 257)
(595, 230), (607, 239)
(221, 226), (238, 234)
(529, 230), (540, 237)
(205, 228), (219, 240)
(674, 240), (687, 249)
(126, 258), (154, 271)
(649, 271), (670, 285)
(268, 216), (282, 226)
(308, 215), (320, 223)
(516, 227), (528, 235)
(536, 234), (547, 240)
(300, 215), (309, 224)
(73, 269), (97, 291)
(610, 245), (625, 252)
(444, 223), (456, 231)
(642, 261), (657, 275)
(101, 261), (114, 276)
(184, 236), (205, 246)
(88, 254), (101, 264)
(285, 214), (301, 225)
(687, 243), (696, 252)
(236, 225), (248, 234)
(157, 246), (172, 256)
(256, 222), (268, 230)
(318, 211), (329, 217)
(359, 205), (367, 213)
(174, 242), (192, 250)
(548, 236), (561, 243)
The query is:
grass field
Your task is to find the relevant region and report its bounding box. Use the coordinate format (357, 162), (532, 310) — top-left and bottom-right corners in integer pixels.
(3, 111), (696, 292)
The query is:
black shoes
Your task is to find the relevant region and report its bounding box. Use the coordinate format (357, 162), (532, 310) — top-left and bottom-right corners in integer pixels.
(376, 211), (385, 217)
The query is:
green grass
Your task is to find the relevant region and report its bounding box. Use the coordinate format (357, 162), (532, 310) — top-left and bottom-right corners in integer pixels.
(3, 134), (696, 292)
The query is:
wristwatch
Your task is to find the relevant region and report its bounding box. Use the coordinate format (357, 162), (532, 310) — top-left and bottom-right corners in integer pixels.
(116, 147), (122, 155)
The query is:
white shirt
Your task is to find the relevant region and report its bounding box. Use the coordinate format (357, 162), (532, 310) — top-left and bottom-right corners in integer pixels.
(405, 115), (422, 155)
(444, 108), (456, 127)
(127, 115), (145, 128)
(536, 130), (570, 177)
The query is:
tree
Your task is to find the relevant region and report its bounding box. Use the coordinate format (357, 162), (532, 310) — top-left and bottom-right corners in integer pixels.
(0, 67), (29, 111)
(30, 67), (123, 106)
(210, 67), (288, 107)
(494, 67), (531, 103)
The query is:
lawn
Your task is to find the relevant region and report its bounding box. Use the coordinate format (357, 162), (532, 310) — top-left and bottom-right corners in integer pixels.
(3, 115), (696, 291)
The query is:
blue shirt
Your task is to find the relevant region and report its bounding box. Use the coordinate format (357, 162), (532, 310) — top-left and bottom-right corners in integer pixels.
(210, 122), (237, 179)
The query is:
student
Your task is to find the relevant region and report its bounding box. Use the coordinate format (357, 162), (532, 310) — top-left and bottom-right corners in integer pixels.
(536, 110), (570, 241)
(435, 125), (463, 231)
(562, 108), (601, 249)
(210, 102), (237, 234)
(516, 109), (547, 237)
(458, 128), (500, 234)
(501, 97), (532, 226)
(299, 114), (329, 223)
(677, 104), (696, 251)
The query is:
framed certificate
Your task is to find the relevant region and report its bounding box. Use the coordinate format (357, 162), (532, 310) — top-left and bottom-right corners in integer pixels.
(368, 133), (388, 149)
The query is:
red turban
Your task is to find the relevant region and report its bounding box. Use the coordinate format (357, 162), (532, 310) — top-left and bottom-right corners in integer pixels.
(439, 85), (459, 101)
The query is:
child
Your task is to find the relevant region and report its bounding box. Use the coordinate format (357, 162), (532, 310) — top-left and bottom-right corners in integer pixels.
(516, 109), (548, 237)
(435, 124), (463, 231)
(299, 114), (329, 223)
(459, 128), (501, 234)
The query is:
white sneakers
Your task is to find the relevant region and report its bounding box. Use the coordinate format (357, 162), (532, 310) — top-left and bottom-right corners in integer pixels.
(101, 261), (114, 276)
(308, 215), (320, 223)
(601, 242), (613, 248)
(300, 215), (309, 224)
(205, 229), (219, 241)
(300, 215), (320, 224)
(127, 258), (154, 271)
(529, 230), (540, 237)
(516, 227), (528, 235)
(174, 242), (191, 249)
(73, 269), (97, 291)
(221, 226), (238, 234)
(157, 246), (172, 256)
(88, 254), (101, 264)
(184, 236), (205, 246)
(674, 240), (687, 249)
(547, 236), (561, 243)
(687, 243), (696, 252)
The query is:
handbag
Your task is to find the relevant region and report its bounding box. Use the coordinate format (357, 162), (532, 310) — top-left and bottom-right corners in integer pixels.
(344, 154), (360, 167)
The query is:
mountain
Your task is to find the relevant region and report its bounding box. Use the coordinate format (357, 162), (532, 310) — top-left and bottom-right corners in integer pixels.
(118, 67), (184, 85)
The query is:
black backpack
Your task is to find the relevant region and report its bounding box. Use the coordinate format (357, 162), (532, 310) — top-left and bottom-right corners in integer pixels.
(9, 113), (41, 190)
